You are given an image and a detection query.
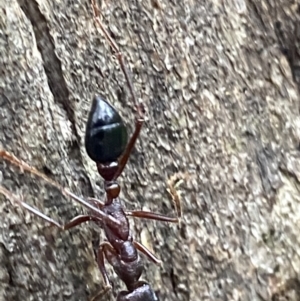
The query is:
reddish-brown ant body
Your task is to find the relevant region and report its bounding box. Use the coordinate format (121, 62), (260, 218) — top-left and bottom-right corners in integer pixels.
(0, 1), (181, 300)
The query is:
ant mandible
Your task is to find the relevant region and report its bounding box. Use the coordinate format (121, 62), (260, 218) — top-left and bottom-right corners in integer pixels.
(0, 1), (182, 300)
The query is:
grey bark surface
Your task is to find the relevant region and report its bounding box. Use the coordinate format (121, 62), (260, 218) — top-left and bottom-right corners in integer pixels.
(1, 0), (300, 301)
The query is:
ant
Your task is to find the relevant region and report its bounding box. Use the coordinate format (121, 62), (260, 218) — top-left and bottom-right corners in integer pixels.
(0, 1), (182, 300)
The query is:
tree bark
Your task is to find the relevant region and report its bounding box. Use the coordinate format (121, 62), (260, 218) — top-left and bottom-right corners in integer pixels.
(1, 0), (300, 301)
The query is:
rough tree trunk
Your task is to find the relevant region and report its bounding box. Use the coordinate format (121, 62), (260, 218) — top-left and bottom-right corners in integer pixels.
(1, 0), (300, 301)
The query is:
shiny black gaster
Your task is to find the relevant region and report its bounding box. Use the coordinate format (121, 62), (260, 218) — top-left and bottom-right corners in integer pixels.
(85, 96), (128, 163)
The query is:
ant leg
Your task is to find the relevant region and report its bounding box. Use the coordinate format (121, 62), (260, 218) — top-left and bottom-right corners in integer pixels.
(113, 118), (143, 179)
(133, 241), (161, 265)
(90, 0), (144, 179)
(126, 210), (179, 223)
(125, 173), (185, 223)
(91, 242), (115, 301)
(63, 215), (99, 230)
(0, 186), (105, 229)
(90, 0), (143, 118)
(0, 150), (121, 227)
(0, 186), (65, 228)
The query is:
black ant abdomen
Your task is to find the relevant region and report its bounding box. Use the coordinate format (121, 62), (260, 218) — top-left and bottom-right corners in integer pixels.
(85, 95), (128, 164)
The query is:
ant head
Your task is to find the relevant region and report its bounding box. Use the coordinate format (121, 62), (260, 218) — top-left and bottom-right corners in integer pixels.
(85, 95), (128, 165)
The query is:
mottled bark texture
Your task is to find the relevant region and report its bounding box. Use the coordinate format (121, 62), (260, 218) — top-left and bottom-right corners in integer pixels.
(1, 0), (300, 301)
